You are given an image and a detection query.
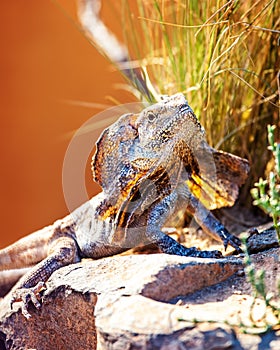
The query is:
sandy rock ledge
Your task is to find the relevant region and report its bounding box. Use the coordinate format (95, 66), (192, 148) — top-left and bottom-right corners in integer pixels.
(0, 254), (243, 349)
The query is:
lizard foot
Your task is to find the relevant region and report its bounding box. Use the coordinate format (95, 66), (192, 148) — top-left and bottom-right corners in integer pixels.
(186, 247), (223, 259)
(10, 281), (46, 319)
(217, 228), (242, 253)
(157, 235), (224, 258)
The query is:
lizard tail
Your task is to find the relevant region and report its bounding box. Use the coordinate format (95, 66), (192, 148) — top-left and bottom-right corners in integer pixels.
(0, 268), (32, 296)
(0, 226), (53, 271)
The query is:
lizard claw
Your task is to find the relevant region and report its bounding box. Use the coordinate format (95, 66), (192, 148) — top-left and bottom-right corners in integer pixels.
(209, 249), (224, 259)
(218, 228), (242, 253)
(198, 249), (223, 259)
(186, 247), (223, 259)
(10, 281), (46, 319)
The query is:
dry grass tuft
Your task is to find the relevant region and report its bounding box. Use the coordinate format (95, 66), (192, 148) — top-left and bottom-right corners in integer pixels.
(109, 0), (280, 194)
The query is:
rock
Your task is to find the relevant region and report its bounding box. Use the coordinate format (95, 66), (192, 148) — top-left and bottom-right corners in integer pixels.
(245, 226), (279, 253)
(0, 254), (242, 349)
(95, 294), (241, 350)
(1, 246), (279, 350)
(0, 288), (97, 350)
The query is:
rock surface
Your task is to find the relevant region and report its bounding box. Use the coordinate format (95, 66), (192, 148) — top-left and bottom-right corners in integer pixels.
(0, 228), (279, 350)
(0, 254), (242, 349)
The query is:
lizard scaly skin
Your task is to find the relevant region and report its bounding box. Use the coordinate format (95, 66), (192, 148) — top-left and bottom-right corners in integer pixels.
(0, 94), (249, 318)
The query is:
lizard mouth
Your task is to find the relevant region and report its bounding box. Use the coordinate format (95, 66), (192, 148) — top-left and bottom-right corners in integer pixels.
(178, 103), (193, 115)
(179, 103), (191, 113)
(178, 104), (201, 130)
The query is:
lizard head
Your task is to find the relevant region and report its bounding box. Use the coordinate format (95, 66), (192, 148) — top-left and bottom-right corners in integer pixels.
(136, 93), (205, 152)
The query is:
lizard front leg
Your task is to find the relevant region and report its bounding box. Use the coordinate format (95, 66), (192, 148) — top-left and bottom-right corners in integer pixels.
(10, 234), (80, 319)
(178, 184), (242, 252)
(145, 193), (223, 258)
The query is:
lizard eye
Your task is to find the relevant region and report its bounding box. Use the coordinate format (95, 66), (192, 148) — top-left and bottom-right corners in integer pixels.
(147, 112), (156, 122)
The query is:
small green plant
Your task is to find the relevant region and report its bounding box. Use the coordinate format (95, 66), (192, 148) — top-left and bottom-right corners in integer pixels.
(242, 236), (280, 333)
(251, 125), (280, 242)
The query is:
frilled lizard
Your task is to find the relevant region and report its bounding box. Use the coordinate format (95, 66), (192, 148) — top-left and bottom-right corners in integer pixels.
(0, 94), (249, 318)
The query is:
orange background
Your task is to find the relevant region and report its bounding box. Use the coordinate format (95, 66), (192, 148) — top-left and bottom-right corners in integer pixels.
(0, 1), (133, 247)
